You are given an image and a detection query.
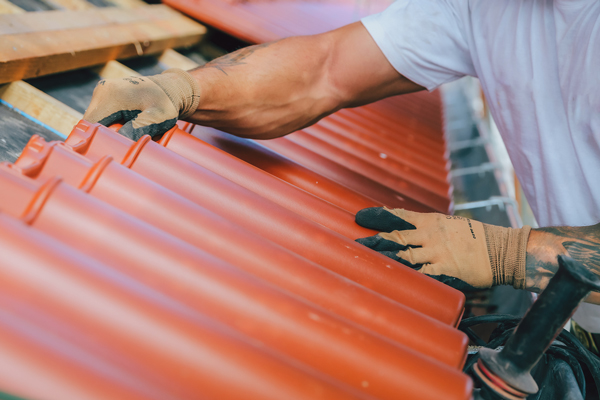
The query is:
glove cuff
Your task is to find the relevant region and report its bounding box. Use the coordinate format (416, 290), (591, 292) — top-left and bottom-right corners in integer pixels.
(484, 224), (532, 289)
(149, 68), (201, 119)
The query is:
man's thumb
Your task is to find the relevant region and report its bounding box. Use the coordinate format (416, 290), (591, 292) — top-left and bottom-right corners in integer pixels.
(118, 110), (177, 141)
(355, 207), (416, 232)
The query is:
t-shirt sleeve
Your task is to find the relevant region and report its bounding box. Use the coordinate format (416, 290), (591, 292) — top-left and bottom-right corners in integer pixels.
(361, 0), (476, 91)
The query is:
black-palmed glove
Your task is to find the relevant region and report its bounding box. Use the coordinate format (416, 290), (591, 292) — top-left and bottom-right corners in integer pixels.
(355, 207), (531, 291)
(84, 68), (201, 141)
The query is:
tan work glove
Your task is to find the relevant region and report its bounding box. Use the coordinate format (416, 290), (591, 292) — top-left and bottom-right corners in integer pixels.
(84, 68), (201, 141)
(355, 207), (532, 291)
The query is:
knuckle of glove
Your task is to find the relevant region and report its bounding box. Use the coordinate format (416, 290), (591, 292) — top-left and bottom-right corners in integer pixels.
(134, 108), (177, 129)
(355, 207), (416, 232)
(418, 263), (443, 277)
(95, 78), (130, 95)
(97, 77), (160, 103)
(423, 212), (444, 228)
(395, 248), (425, 269)
(378, 231), (409, 247)
(397, 248), (416, 264)
(86, 77), (174, 124)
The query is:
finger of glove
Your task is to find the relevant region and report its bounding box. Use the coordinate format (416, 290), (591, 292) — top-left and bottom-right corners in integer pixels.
(119, 109), (177, 141)
(419, 263), (480, 292)
(84, 76), (172, 126)
(84, 98), (126, 125)
(355, 234), (409, 252)
(418, 264), (480, 292)
(355, 207), (416, 232)
(382, 207), (437, 227)
(84, 79), (137, 124)
(395, 246), (435, 266)
(377, 251), (424, 269)
(83, 80), (109, 123)
(96, 109), (141, 130)
(378, 229), (427, 247)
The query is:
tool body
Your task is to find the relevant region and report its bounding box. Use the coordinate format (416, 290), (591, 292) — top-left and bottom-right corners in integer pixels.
(474, 256), (600, 399)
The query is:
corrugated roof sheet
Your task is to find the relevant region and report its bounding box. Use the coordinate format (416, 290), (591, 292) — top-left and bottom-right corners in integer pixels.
(163, 0), (454, 213)
(0, 0), (475, 397)
(163, 0), (394, 43)
(0, 109), (472, 398)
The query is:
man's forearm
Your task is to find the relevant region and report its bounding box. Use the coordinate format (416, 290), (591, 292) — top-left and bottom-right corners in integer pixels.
(525, 223), (600, 301)
(186, 22), (424, 139)
(186, 37), (337, 139)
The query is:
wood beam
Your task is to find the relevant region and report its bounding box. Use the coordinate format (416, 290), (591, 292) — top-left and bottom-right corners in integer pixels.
(0, 0), (81, 137)
(93, 60), (141, 79)
(158, 48), (201, 71)
(0, 5), (198, 35)
(106, 0), (146, 9)
(46, 0), (95, 10)
(0, 80), (82, 136)
(0, 0), (24, 13)
(0, 5), (206, 84)
(0, 1), (199, 137)
(36, 0), (144, 79)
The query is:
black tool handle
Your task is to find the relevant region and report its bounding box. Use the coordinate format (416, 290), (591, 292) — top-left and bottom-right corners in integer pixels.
(479, 255), (600, 395)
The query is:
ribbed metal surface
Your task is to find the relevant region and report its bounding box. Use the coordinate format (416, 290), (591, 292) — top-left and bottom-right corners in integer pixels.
(0, 116), (472, 399)
(0, 1), (471, 397)
(163, 0), (393, 43)
(163, 0), (454, 215)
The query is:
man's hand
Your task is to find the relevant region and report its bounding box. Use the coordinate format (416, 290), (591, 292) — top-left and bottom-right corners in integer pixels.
(83, 68), (200, 141)
(526, 226), (600, 301)
(355, 207), (531, 291)
(83, 23), (424, 141)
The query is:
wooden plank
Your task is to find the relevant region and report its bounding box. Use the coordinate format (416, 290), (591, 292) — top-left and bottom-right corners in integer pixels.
(0, 5), (194, 35)
(118, 50), (203, 76)
(85, 0), (116, 7)
(7, 0), (54, 12)
(0, 102), (65, 162)
(93, 59), (140, 79)
(159, 48), (201, 70)
(0, 4), (66, 162)
(27, 69), (101, 114)
(0, 0), (25, 13)
(0, 5), (206, 84)
(36, 0), (143, 78)
(0, 0), (196, 142)
(46, 0), (96, 10)
(46, 0), (152, 78)
(106, 0), (146, 9)
(0, 80), (82, 136)
(0, 2), (193, 138)
(120, 55), (165, 75)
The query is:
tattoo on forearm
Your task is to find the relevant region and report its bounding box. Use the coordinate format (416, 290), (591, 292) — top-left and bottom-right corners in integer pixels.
(192, 42), (273, 76)
(525, 224), (600, 292)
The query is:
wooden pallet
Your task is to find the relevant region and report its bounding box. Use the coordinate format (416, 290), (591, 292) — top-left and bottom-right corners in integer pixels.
(0, 0), (211, 162)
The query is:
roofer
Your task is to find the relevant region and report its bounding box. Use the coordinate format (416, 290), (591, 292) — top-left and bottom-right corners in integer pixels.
(84, 0), (600, 343)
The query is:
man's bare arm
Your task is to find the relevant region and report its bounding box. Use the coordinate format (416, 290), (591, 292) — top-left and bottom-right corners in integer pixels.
(526, 224), (600, 301)
(186, 22), (425, 139)
(83, 22), (423, 140)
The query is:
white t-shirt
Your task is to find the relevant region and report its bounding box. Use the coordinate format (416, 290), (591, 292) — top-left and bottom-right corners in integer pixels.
(362, 0), (600, 330)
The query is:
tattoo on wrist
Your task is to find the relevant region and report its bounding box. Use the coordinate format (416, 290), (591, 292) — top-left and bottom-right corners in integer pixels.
(192, 42), (273, 76)
(525, 224), (600, 292)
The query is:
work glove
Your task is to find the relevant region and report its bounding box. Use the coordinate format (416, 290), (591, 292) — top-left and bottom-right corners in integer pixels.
(355, 207), (532, 291)
(84, 68), (201, 141)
